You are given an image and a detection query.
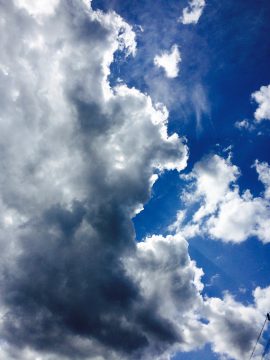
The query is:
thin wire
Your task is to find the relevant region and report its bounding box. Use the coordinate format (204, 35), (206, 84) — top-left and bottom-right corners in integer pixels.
(250, 315), (268, 360)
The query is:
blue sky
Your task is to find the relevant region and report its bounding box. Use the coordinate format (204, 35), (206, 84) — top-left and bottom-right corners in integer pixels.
(0, 0), (270, 359)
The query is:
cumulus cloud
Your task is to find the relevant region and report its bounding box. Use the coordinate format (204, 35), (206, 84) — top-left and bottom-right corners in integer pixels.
(127, 234), (270, 360)
(252, 85), (270, 122)
(181, 155), (239, 222)
(173, 155), (270, 243)
(204, 288), (269, 360)
(0, 1), (269, 360)
(0, 1), (189, 359)
(125, 234), (206, 357)
(180, 0), (206, 25)
(154, 45), (181, 78)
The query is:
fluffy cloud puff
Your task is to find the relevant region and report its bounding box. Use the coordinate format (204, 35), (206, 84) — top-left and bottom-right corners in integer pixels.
(252, 85), (270, 122)
(180, 0), (206, 25)
(172, 155), (270, 243)
(154, 45), (181, 79)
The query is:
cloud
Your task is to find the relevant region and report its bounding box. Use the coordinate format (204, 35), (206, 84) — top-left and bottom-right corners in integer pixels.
(14, 0), (61, 17)
(174, 155), (270, 243)
(126, 234), (270, 360)
(154, 45), (181, 78)
(125, 234), (206, 357)
(180, 0), (206, 25)
(0, 1), (269, 360)
(235, 119), (255, 132)
(204, 288), (269, 360)
(181, 155), (239, 222)
(0, 1), (189, 359)
(252, 84), (270, 122)
(207, 190), (269, 243)
(255, 160), (270, 199)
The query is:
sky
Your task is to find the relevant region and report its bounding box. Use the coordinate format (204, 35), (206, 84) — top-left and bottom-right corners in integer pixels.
(0, 0), (270, 359)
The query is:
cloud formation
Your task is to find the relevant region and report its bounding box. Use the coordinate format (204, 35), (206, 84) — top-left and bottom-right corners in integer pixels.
(0, 1), (269, 360)
(0, 1), (189, 359)
(154, 45), (181, 78)
(172, 155), (270, 243)
(252, 84), (270, 122)
(204, 288), (269, 360)
(180, 0), (206, 25)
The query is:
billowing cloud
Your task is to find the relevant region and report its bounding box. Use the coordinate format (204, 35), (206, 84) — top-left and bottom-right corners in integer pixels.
(173, 155), (270, 243)
(125, 234), (206, 358)
(204, 287), (269, 360)
(252, 84), (270, 122)
(154, 45), (181, 78)
(0, 1), (189, 359)
(0, 1), (269, 360)
(180, 0), (206, 25)
(128, 236), (270, 360)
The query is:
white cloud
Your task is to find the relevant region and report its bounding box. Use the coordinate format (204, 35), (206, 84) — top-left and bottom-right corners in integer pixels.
(235, 119), (255, 132)
(180, 0), (206, 25)
(252, 84), (270, 122)
(154, 45), (181, 78)
(235, 85), (270, 130)
(255, 160), (270, 199)
(182, 155), (239, 221)
(125, 234), (206, 357)
(175, 155), (270, 243)
(207, 190), (269, 243)
(14, 0), (60, 17)
(204, 288), (268, 360)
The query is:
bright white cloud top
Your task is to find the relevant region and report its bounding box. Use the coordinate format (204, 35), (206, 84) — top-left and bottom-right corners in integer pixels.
(252, 84), (270, 122)
(172, 155), (270, 243)
(180, 0), (206, 25)
(154, 45), (181, 78)
(0, 1), (269, 360)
